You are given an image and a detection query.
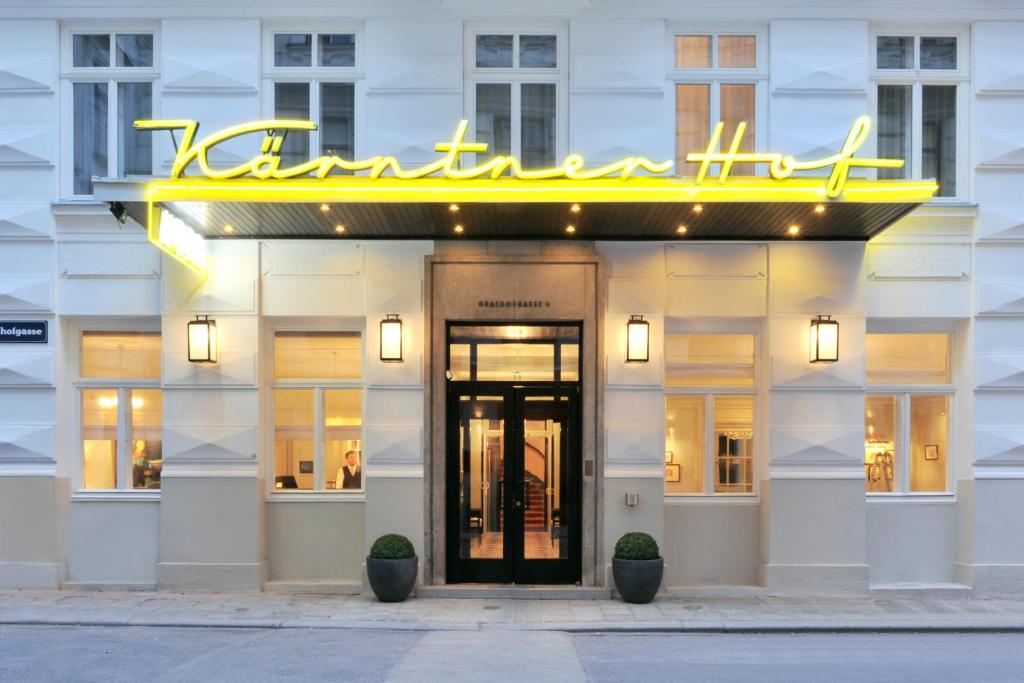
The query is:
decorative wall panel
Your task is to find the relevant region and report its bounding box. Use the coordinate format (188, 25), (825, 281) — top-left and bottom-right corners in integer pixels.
(0, 278), (51, 312)
(163, 424), (257, 463)
(976, 355), (1024, 388)
(975, 427), (1024, 466)
(59, 242), (160, 277)
(0, 424), (53, 462)
(770, 427), (863, 467)
(0, 352), (52, 386)
(261, 242), (363, 277)
(666, 244), (766, 279)
(163, 352), (257, 387)
(867, 244), (970, 279)
(770, 21), (868, 94)
(771, 354), (864, 389)
(977, 205), (1024, 241)
(0, 128), (52, 166)
(978, 281), (1024, 315)
(0, 204), (52, 239)
(977, 129), (1024, 169)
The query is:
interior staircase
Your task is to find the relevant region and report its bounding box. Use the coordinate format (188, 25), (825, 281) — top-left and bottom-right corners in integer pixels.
(523, 473), (547, 530)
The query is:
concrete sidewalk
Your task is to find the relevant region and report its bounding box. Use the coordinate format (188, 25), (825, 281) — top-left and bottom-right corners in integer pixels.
(3, 589), (1024, 632)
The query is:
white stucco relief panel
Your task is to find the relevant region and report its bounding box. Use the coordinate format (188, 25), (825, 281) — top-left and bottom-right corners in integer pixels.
(867, 244), (970, 279)
(975, 428), (1024, 467)
(0, 128), (52, 166)
(771, 354), (864, 389)
(0, 278), (51, 312)
(976, 355), (1024, 389)
(770, 20), (868, 94)
(974, 23), (1024, 94)
(666, 244), (766, 279)
(0, 204), (53, 239)
(163, 352), (257, 387)
(59, 242), (161, 277)
(978, 281), (1024, 315)
(977, 128), (1024, 169)
(363, 425), (423, 468)
(770, 427), (864, 467)
(263, 278), (367, 317)
(163, 424), (258, 464)
(161, 20), (259, 92)
(0, 424), (53, 463)
(0, 352), (52, 386)
(261, 242), (363, 277)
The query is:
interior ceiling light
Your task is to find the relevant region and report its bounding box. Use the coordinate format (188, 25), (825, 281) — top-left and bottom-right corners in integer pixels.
(692, 204), (703, 214)
(319, 203), (330, 212)
(788, 224), (800, 236)
(676, 224), (688, 235)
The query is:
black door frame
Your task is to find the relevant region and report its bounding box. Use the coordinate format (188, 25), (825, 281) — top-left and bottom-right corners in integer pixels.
(445, 382), (582, 584)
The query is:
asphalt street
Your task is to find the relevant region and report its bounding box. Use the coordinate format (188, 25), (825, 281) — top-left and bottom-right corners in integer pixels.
(2, 626), (1023, 682)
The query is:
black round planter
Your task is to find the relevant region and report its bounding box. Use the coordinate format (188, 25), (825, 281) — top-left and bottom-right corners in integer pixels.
(612, 557), (664, 604)
(366, 555), (418, 602)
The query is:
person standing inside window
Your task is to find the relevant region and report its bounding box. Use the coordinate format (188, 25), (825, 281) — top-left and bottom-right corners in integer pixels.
(336, 450), (361, 489)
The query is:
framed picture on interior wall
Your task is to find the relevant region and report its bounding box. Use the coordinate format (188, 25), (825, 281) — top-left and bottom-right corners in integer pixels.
(299, 460), (314, 474)
(665, 451), (674, 464)
(665, 464), (681, 483)
(925, 444), (939, 461)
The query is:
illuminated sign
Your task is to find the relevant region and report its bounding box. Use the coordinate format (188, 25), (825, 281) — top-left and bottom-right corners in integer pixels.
(134, 116), (938, 274)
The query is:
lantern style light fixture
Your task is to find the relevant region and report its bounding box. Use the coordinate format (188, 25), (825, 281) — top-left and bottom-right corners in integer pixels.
(187, 315), (218, 363)
(625, 315), (650, 363)
(380, 314), (403, 362)
(809, 314), (839, 363)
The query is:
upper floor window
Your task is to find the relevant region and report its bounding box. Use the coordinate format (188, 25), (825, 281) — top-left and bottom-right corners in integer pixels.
(665, 333), (757, 495)
(465, 27), (567, 169)
(670, 29), (766, 175)
(272, 331), (363, 493)
(64, 29), (157, 196)
(872, 30), (968, 199)
(264, 29), (359, 166)
(79, 331), (162, 491)
(865, 333), (953, 495)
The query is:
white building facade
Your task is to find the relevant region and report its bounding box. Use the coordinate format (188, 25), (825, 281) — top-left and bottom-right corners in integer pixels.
(1, 0), (1023, 595)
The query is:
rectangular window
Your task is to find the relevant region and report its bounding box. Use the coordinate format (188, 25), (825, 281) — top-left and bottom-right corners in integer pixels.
(468, 29), (564, 169)
(67, 31), (156, 195)
(865, 332), (953, 494)
(672, 31), (763, 175)
(79, 331), (162, 491)
(873, 32), (965, 198)
(268, 30), (358, 166)
(665, 333), (757, 495)
(272, 332), (363, 493)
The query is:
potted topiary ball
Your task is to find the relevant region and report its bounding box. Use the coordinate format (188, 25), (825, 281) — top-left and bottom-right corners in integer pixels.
(367, 533), (418, 602)
(612, 532), (663, 604)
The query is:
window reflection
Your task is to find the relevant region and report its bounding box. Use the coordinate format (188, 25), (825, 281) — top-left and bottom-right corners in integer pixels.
(82, 389), (118, 489)
(274, 389), (314, 490)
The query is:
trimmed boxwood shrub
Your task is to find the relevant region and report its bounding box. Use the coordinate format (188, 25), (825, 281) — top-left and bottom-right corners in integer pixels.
(614, 532), (660, 561)
(370, 534), (416, 560)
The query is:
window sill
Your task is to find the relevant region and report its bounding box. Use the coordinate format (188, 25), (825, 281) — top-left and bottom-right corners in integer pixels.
(866, 493), (955, 503)
(664, 494), (759, 505)
(267, 492), (366, 503)
(72, 490), (160, 502)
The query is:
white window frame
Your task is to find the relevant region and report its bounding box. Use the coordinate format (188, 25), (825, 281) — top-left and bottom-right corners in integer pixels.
(666, 24), (769, 172)
(663, 325), (761, 499)
(865, 328), (957, 499)
(869, 25), (970, 202)
(70, 319), (162, 499)
(60, 24), (160, 199)
(463, 23), (569, 164)
(261, 23), (366, 162)
(264, 319), (366, 501)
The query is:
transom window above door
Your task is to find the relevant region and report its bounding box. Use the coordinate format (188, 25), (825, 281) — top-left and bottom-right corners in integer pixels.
(273, 32), (355, 68)
(448, 324), (580, 383)
(475, 33), (558, 69)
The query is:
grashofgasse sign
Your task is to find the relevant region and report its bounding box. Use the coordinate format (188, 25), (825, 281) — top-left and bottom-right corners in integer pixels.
(0, 321), (47, 344)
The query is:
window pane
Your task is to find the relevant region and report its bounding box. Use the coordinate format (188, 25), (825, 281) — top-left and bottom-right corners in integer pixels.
(82, 389), (118, 489)
(318, 33), (355, 67)
(675, 35), (710, 68)
(665, 396), (704, 494)
(910, 395), (948, 492)
(519, 35), (556, 68)
(713, 396), (753, 493)
(274, 389), (314, 490)
(326, 389), (362, 491)
(865, 395), (897, 493)
(73, 34), (109, 67)
(877, 84), (912, 179)
(920, 37), (957, 70)
(923, 85), (957, 197)
(478, 343), (554, 382)
(476, 83), (512, 162)
(130, 389), (162, 490)
(81, 332), (161, 379)
(274, 331), (361, 380)
(675, 83), (710, 175)
(115, 34), (153, 67)
(877, 36), (913, 69)
(320, 83), (354, 158)
(73, 82), (108, 195)
(274, 33), (312, 67)
(448, 325), (578, 382)
(719, 35), (756, 68)
(665, 334), (755, 387)
(476, 34), (513, 68)
(560, 343), (579, 382)
(521, 83), (556, 169)
(274, 83), (310, 167)
(867, 333), (951, 385)
(117, 82), (152, 176)
(720, 83), (756, 174)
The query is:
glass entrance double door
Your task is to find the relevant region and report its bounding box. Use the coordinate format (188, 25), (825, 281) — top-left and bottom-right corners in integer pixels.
(447, 385), (580, 584)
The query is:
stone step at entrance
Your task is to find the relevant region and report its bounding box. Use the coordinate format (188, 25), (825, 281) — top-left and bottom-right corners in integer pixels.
(417, 584), (611, 600)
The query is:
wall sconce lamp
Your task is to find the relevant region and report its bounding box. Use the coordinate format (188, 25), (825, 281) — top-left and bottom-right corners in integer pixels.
(380, 314), (404, 362)
(809, 315), (839, 363)
(187, 315), (218, 363)
(626, 315), (650, 363)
